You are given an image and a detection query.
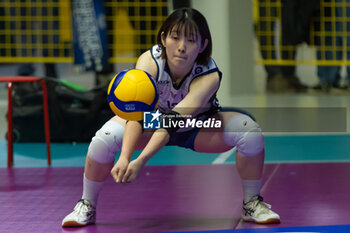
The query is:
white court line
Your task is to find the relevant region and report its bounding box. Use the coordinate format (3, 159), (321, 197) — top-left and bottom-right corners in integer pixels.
(260, 163), (281, 193)
(212, 147), (236, 164)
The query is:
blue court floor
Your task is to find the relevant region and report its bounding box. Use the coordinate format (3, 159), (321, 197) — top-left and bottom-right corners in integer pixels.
(173, 224), (350, 233)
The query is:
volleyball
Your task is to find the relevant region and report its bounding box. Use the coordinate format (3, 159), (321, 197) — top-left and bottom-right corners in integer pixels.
(107, 69), (159, 121)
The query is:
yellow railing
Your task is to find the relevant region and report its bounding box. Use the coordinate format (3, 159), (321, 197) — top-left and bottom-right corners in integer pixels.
(0, 0), (168, 63)
(254, 0), (350, 66)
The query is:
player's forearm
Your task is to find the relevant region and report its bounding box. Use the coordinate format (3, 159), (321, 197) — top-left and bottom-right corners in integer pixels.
(120, 121), (142, 161)
(137, 129), (170, 165)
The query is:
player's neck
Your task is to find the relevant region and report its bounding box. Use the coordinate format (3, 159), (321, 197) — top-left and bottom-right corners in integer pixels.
(168, 63), (193, 85)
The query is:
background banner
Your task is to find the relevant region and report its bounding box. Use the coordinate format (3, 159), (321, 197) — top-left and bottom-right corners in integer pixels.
(71, 0), (110, 72)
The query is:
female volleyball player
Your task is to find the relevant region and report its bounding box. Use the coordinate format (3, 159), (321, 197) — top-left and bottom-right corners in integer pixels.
(62, 8), (280, 227)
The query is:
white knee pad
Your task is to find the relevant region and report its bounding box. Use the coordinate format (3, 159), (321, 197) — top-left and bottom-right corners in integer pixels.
(87, 120), (125, 164)
(223, 114), (264, 156)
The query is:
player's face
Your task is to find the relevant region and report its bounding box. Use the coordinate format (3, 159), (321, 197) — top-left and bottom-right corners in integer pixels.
(161, 28), (205, 71)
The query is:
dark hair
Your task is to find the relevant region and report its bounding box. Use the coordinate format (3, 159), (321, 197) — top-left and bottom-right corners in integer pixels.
(156, 8), (212, 65)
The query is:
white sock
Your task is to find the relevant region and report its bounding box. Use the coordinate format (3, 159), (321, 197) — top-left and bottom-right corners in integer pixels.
(241, 179), (262, 203)
(81, 174), (104, 207)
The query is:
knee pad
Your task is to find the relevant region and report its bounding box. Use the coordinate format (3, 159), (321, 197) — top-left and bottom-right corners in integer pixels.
(223, 114), (264, 156)
(87, 120), (125, 164)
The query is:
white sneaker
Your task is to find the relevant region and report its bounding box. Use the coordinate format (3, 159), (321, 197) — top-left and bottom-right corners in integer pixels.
(62, 199), (96, 227)
(242, 195), (280, 224)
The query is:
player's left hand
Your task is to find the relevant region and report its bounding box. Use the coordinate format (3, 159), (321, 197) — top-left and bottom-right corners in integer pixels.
(111, 157), (129, 183)
(122, 158), (144, 183)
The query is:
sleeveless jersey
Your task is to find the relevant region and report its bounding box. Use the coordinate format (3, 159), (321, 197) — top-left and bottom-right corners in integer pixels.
(150, 44), (222, 116)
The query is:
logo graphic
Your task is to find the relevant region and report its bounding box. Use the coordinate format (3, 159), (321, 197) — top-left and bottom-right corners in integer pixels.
(143, 109), (222, 130)
(195, 67), (203, 74)
(143, 110), (161, 129)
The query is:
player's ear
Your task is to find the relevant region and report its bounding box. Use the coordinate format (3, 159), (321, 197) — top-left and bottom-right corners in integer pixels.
(200, 38), (208, 53)
(161, 32), (166, 47)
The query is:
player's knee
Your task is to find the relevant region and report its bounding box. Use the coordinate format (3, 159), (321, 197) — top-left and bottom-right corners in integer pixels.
(223, 114), (264, 156)
(87, 120), (125, 164)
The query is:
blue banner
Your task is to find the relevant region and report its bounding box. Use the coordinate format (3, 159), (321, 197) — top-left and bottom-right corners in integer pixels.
(71, 0), (109, 72)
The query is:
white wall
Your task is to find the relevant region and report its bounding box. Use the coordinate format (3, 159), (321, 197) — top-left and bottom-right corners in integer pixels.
(192, 0), (254, 106)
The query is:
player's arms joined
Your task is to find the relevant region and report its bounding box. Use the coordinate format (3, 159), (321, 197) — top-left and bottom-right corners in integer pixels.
(129, 72), (220, 180)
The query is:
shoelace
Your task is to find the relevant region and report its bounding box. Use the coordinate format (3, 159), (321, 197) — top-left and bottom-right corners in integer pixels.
(245, 196), (272, 215)
(74, 200), (93, 216)
(254, 201), (272, 215)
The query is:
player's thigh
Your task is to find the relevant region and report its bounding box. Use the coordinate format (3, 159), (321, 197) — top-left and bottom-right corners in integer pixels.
(110, 115), (127, 126)
(110, 115), (153, 150)
(193, 111), (241, 153)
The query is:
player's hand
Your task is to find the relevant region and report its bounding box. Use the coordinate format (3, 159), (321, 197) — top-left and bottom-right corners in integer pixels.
(122, 158), (145, 183)
(110, 157), (129, 183)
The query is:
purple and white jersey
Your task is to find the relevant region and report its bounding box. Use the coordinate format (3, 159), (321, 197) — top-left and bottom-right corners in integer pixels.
(150, 44), (221, 115)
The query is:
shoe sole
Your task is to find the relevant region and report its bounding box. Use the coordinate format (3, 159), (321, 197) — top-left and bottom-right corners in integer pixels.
(62, 221), (94, 227)
(242, 217), (280, 224)
(255, 218), (280, 224)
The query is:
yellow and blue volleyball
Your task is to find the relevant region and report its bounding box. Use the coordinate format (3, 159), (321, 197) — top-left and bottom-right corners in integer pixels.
(107, 69), (159, 121)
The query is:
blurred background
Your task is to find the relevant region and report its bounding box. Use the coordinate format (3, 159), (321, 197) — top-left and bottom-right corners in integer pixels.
(1, 3), (349, 232)
(0, 0), (349, 142)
